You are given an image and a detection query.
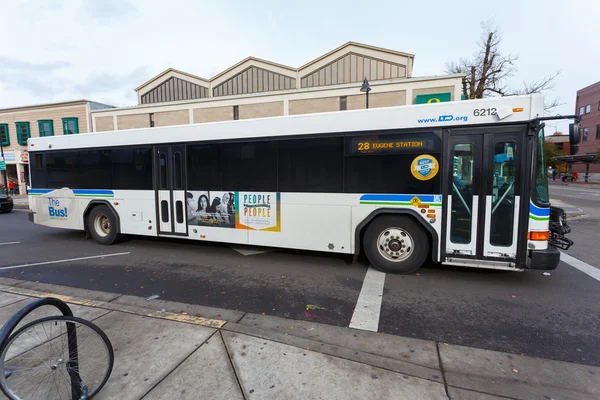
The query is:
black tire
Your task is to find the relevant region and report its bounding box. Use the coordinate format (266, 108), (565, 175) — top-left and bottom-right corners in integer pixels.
(0, 315), (114, 400)
(88, 205), (120, 245)
(363, 215), (429, 274)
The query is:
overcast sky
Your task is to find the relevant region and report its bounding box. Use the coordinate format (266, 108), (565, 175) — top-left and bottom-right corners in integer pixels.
(1, 0), (597, 133)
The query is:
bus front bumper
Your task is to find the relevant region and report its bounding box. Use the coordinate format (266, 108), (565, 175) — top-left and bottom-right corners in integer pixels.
(527, 246), (560, 270)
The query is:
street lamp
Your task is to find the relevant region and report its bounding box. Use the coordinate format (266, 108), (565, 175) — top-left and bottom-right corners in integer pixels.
(360, 77), (371, 109)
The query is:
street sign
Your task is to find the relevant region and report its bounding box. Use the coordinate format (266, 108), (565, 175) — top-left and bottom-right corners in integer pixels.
(0, 158), (5, 171)
(415, 92), (452, 104)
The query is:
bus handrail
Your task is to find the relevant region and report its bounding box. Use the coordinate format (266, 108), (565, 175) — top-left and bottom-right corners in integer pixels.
(452, 182), (471, 216)
(492, 181), (515, 214)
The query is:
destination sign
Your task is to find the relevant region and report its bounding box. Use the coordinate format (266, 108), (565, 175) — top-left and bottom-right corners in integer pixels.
(348, 134), (439, 155)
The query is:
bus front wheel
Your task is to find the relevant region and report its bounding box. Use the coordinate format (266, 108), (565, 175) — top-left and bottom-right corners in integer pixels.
(364, 215), (429, 274)
(88, 205), (120, 245)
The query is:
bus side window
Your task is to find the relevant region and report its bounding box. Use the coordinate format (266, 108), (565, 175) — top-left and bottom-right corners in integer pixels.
(278, 137), (343, 193)
(159, 152), (168, 189)
(222, 141), (277, 191)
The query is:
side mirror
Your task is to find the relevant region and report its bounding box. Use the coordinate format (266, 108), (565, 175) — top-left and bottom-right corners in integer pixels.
(569, 123), (581, 145)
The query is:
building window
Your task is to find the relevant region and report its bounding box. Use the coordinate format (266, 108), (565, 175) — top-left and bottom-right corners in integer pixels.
(16, 122), (30, 145)
(38, 120), (54, 137)
(340, 96), (347, 111)
(583, 127), (588, 141)
(596, 124), (600, 140)
(233, 105), (239, 120)
(0, 124), (9, 146)
(62, 118), (79, 135)
(556, 143), (564, 151)
(149, 113), (155, 127)
(586, 104), (591, 114)
(579, 106), (584, 115)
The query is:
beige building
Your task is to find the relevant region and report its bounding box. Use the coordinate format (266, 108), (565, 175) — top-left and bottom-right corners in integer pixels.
(0, 100), (113, 194)
(91, 42), (464, 132)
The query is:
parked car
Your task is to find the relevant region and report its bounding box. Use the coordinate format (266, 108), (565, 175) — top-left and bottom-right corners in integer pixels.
(0, 194), (14, 213)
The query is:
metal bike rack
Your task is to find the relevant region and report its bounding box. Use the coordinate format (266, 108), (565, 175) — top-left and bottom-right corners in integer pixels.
(0, 297), (85, 400)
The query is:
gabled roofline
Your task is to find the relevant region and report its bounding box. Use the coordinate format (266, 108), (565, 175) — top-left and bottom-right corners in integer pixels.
(298, 41), (415, 71)
(209, 56), (297, 81)
(135, 42), (417, 95)
(135, 68), (210, 92)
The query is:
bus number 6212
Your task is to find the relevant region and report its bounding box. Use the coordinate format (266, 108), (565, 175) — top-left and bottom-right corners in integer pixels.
(473, 108), (497, 117)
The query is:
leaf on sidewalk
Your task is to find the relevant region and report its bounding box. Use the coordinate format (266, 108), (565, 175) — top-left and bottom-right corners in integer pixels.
(306, 304), (327, 311)
(512, 369), (518, 373)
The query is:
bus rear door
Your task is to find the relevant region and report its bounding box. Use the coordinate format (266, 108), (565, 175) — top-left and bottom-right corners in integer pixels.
(155, 145), (188, 236)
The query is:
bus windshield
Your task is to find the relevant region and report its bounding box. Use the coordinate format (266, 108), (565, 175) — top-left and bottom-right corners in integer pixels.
(535, 128), (550, 204)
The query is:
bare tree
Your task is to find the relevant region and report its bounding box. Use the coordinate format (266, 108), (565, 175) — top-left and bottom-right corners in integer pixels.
(446, 20), (562, 111)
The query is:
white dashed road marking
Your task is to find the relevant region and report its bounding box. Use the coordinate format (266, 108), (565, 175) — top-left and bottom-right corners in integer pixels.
(0, 252), (131, 271)
(0, 242), (21, 246)
(560, 252), (600, 281)
(349, 266), (386, 332)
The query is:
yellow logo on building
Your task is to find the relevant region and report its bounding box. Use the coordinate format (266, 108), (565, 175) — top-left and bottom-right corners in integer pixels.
(411, 154), (439, 181)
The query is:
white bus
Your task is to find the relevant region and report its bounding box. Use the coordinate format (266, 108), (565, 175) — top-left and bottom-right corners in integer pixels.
(26, 94), (578, 274)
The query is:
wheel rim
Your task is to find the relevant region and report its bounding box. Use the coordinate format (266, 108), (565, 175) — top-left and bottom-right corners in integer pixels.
(0, 318), (112, 399)
(377, 227), (414, 262)
(94, 214), (111, 237)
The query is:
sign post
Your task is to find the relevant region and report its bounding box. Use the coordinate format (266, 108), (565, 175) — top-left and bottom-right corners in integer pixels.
(0, 143), (7, 194)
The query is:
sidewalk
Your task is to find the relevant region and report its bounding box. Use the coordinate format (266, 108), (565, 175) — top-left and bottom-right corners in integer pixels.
(0, 279), (597, 399)
(549, 181), (600, 190)
(7, 195), (28, 207)
(551, 198), (584, 218)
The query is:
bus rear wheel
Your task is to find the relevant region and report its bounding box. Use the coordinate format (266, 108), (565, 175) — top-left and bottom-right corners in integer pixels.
(88, 205), (120, 245)
(364, 215), (429, 274)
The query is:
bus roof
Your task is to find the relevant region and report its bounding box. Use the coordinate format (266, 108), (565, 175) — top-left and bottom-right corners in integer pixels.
(29, 94), (544, 152)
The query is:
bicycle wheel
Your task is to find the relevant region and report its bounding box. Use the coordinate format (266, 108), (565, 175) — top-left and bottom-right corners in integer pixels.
(0, 315), (114, 400)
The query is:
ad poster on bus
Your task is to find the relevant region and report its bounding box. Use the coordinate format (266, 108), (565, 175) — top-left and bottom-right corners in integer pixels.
(186, 191), (280, 231)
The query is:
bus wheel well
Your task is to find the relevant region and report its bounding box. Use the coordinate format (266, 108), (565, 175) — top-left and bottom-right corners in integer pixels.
(355, 209), (437, 262)
(83, 201), (121, 237)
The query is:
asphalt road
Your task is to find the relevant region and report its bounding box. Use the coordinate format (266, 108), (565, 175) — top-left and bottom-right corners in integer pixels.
(550, 182), (600, 266)
(1, 209), (599, 368)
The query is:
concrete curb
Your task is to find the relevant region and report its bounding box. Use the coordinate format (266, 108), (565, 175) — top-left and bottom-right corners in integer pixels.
(0, 281), (226, 329)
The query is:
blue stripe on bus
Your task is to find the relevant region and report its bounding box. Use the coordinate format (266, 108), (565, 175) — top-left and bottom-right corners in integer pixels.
(360, 194), (441, 203)
(529, 202), (550, 217)
(28, 189), (53, 195)
(28, 189), (114, 196)
(73, 189), (114, 196)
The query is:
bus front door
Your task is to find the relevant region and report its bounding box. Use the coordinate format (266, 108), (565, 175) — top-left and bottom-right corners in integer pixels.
(155, 146), (188, 236)
(443, 130), (524, 266)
